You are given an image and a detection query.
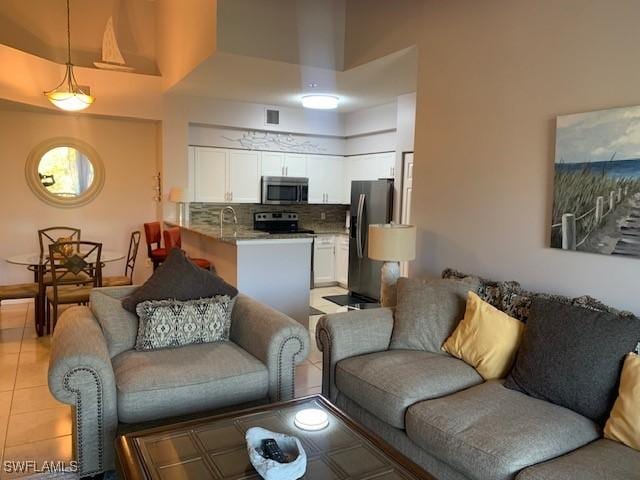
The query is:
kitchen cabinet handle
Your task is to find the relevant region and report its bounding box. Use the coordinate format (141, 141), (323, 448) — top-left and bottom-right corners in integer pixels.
(286, 166), (289, 176)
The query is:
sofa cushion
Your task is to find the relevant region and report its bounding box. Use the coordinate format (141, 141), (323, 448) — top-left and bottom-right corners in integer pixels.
(113, 341), (268, 423)
(390, 277), (480, 352)
(90, 286), (139, 358)
(516, 439), (640, 480)
(335, 350), (482, 429)
(405, 381), (600, 480)
(122, 248), (238, 314)
(504, 297), (640, 425)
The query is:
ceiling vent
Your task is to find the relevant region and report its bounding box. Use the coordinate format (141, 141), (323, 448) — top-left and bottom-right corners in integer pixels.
(265, 109), (280, 125)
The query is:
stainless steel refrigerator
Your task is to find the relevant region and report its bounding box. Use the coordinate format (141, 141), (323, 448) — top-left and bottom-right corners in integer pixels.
(348, 179), (394, 301)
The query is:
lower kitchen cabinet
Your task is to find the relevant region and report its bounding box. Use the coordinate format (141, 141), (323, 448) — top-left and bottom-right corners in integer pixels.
(314, 235), (335, 285)
(314, 234), (349, 287)
(335, 235), (349, 287)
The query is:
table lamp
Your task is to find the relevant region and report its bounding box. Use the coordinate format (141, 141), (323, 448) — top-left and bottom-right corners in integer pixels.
(368, 224), (416, 307)
(169, 187), (189, 225)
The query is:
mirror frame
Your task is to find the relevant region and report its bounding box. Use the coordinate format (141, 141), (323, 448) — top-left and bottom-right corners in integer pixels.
(25, 137), (105, 208)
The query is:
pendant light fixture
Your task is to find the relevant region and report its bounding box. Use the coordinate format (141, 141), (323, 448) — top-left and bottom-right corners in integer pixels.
(44, 0), (95, 111)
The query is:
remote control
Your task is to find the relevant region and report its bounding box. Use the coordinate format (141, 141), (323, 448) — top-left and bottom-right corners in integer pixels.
(261, 438), (287, 463)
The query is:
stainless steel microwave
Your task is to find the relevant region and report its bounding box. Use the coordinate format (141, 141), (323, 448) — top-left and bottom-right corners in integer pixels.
(261, 176), (309, 205)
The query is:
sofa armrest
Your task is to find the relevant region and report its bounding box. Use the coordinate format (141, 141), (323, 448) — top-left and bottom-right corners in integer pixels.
(48, 306), (118, 477)
(316, 308), (394, 402)
(230, 294), (309, 402)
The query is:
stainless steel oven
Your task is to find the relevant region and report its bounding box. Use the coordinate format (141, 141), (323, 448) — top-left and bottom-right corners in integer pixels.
(261, 176), (309, 205)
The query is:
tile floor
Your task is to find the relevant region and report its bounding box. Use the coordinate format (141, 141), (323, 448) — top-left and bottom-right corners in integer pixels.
(0, 286), (348, 478)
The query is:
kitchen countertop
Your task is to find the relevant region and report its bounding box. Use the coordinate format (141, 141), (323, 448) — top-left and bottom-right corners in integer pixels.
(165, 221), (315, 245)
(165, 221), (349, 245)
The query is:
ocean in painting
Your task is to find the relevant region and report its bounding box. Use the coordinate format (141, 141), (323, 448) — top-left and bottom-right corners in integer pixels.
(555, 158), (640, 179)
(552, 105), (640, 257)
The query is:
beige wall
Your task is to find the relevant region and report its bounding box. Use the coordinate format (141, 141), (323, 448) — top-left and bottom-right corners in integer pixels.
(0, 0), (158, 74)
(156, 0), (217, 89)
(411, 0), (640, 313)
(0, 104), (159, 286)
(344, 0), (421, 69)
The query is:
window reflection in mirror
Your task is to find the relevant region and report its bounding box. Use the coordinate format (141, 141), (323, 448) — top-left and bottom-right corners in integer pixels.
(37, 146), (95, 198)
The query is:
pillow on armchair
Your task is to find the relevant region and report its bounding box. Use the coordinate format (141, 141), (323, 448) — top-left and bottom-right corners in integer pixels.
(122, 248), (238, 314)
(135, 296), (235, 350)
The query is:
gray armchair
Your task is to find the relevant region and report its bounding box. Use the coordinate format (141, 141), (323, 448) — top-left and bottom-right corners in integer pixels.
(48, 286), (309, 477)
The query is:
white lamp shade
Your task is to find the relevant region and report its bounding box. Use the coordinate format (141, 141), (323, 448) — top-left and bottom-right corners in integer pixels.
(368, 224), (416, 261)
(168, 187), (188, 203)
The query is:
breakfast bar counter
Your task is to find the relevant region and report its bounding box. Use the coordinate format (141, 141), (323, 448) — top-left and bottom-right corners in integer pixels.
(165, 221), (312, 325)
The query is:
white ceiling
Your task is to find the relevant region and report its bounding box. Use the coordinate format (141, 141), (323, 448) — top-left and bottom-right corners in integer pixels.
(170, 47), (417, 113)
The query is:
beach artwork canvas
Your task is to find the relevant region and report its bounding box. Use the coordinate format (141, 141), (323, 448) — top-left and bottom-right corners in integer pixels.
(552, 105), (640, 257)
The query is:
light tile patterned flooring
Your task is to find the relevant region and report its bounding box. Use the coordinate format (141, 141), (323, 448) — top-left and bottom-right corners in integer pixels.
(0, 286), (348, 477)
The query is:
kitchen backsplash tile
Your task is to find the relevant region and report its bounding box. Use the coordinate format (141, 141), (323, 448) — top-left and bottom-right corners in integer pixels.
(190, 203), (350, 230)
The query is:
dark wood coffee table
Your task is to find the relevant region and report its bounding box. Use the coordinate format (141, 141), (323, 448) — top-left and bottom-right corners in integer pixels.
(116, 395), (434, 479)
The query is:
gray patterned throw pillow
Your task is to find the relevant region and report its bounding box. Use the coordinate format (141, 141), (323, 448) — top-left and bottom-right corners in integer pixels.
(135, 296), (234, 351)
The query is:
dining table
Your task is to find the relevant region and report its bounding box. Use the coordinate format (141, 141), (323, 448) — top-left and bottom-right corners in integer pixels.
(6, 250), (125, 336)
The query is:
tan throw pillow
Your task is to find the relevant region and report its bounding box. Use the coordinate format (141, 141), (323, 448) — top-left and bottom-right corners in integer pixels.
(442, 291), (525, 380)
(604, 352), (640, 451)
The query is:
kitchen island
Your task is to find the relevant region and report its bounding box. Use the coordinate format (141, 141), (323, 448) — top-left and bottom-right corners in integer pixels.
(165, 221), (313, 326)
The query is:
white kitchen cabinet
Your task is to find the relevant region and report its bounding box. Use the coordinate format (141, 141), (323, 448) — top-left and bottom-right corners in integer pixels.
(192, 147), (260, 203)
(307, 155), (345, 204)
(335, 235), (349, 287)
(260, 152), (307, 177)
(314, 235), (335, 285)
(193, 147), (228, 203)
(343, 152), (396, 203)
(284, 153), (307, 177)
(228, 150), (260, 203)
(261, 151), (286, 176)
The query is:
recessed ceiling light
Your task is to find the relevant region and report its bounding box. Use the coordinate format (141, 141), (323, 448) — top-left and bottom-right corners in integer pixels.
(301, 95), (339, 110)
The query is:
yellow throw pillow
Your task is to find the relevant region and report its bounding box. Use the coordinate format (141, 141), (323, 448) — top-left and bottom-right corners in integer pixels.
(442, 291), (525, 380)
(604, 352), (640, 451)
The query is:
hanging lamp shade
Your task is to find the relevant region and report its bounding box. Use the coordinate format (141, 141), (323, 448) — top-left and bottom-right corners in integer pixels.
(44, 0), (95, 111)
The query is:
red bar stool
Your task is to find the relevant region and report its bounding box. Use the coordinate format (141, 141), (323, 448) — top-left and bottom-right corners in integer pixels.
(143, 222), (168, 271)
(163, 227), (212, 270)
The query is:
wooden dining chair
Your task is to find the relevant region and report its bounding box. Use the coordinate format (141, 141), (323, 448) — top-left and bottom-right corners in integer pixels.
(144, 222), (167, 271)
(103, 231), (141, 287)
(38, 227), (84, 284)
(163, 227), (212, 270)
(46, 241), (102, 333)
(38, 226), (81, 256)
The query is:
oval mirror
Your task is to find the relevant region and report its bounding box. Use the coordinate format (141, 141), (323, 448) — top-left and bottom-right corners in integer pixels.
(26, 138), (104, 208)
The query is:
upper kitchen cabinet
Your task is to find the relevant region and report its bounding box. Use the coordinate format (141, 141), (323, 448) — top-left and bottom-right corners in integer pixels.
(307, 155), (345, 204)
(228, 150), (261, 203)
(192, 147), (228, 203)
(284, 153), (307, 177)
(260, 151), (286, 176)
(260, 152), (307, 177)
(343, 152), (396, 202)
(192, 146), (260, 203)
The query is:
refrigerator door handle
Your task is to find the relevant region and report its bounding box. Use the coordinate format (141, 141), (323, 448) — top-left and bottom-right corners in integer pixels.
(356, 193), (366, 259)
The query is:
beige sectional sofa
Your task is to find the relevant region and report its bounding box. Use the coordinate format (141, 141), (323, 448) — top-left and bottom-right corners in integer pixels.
(316, 302), (640, 480)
